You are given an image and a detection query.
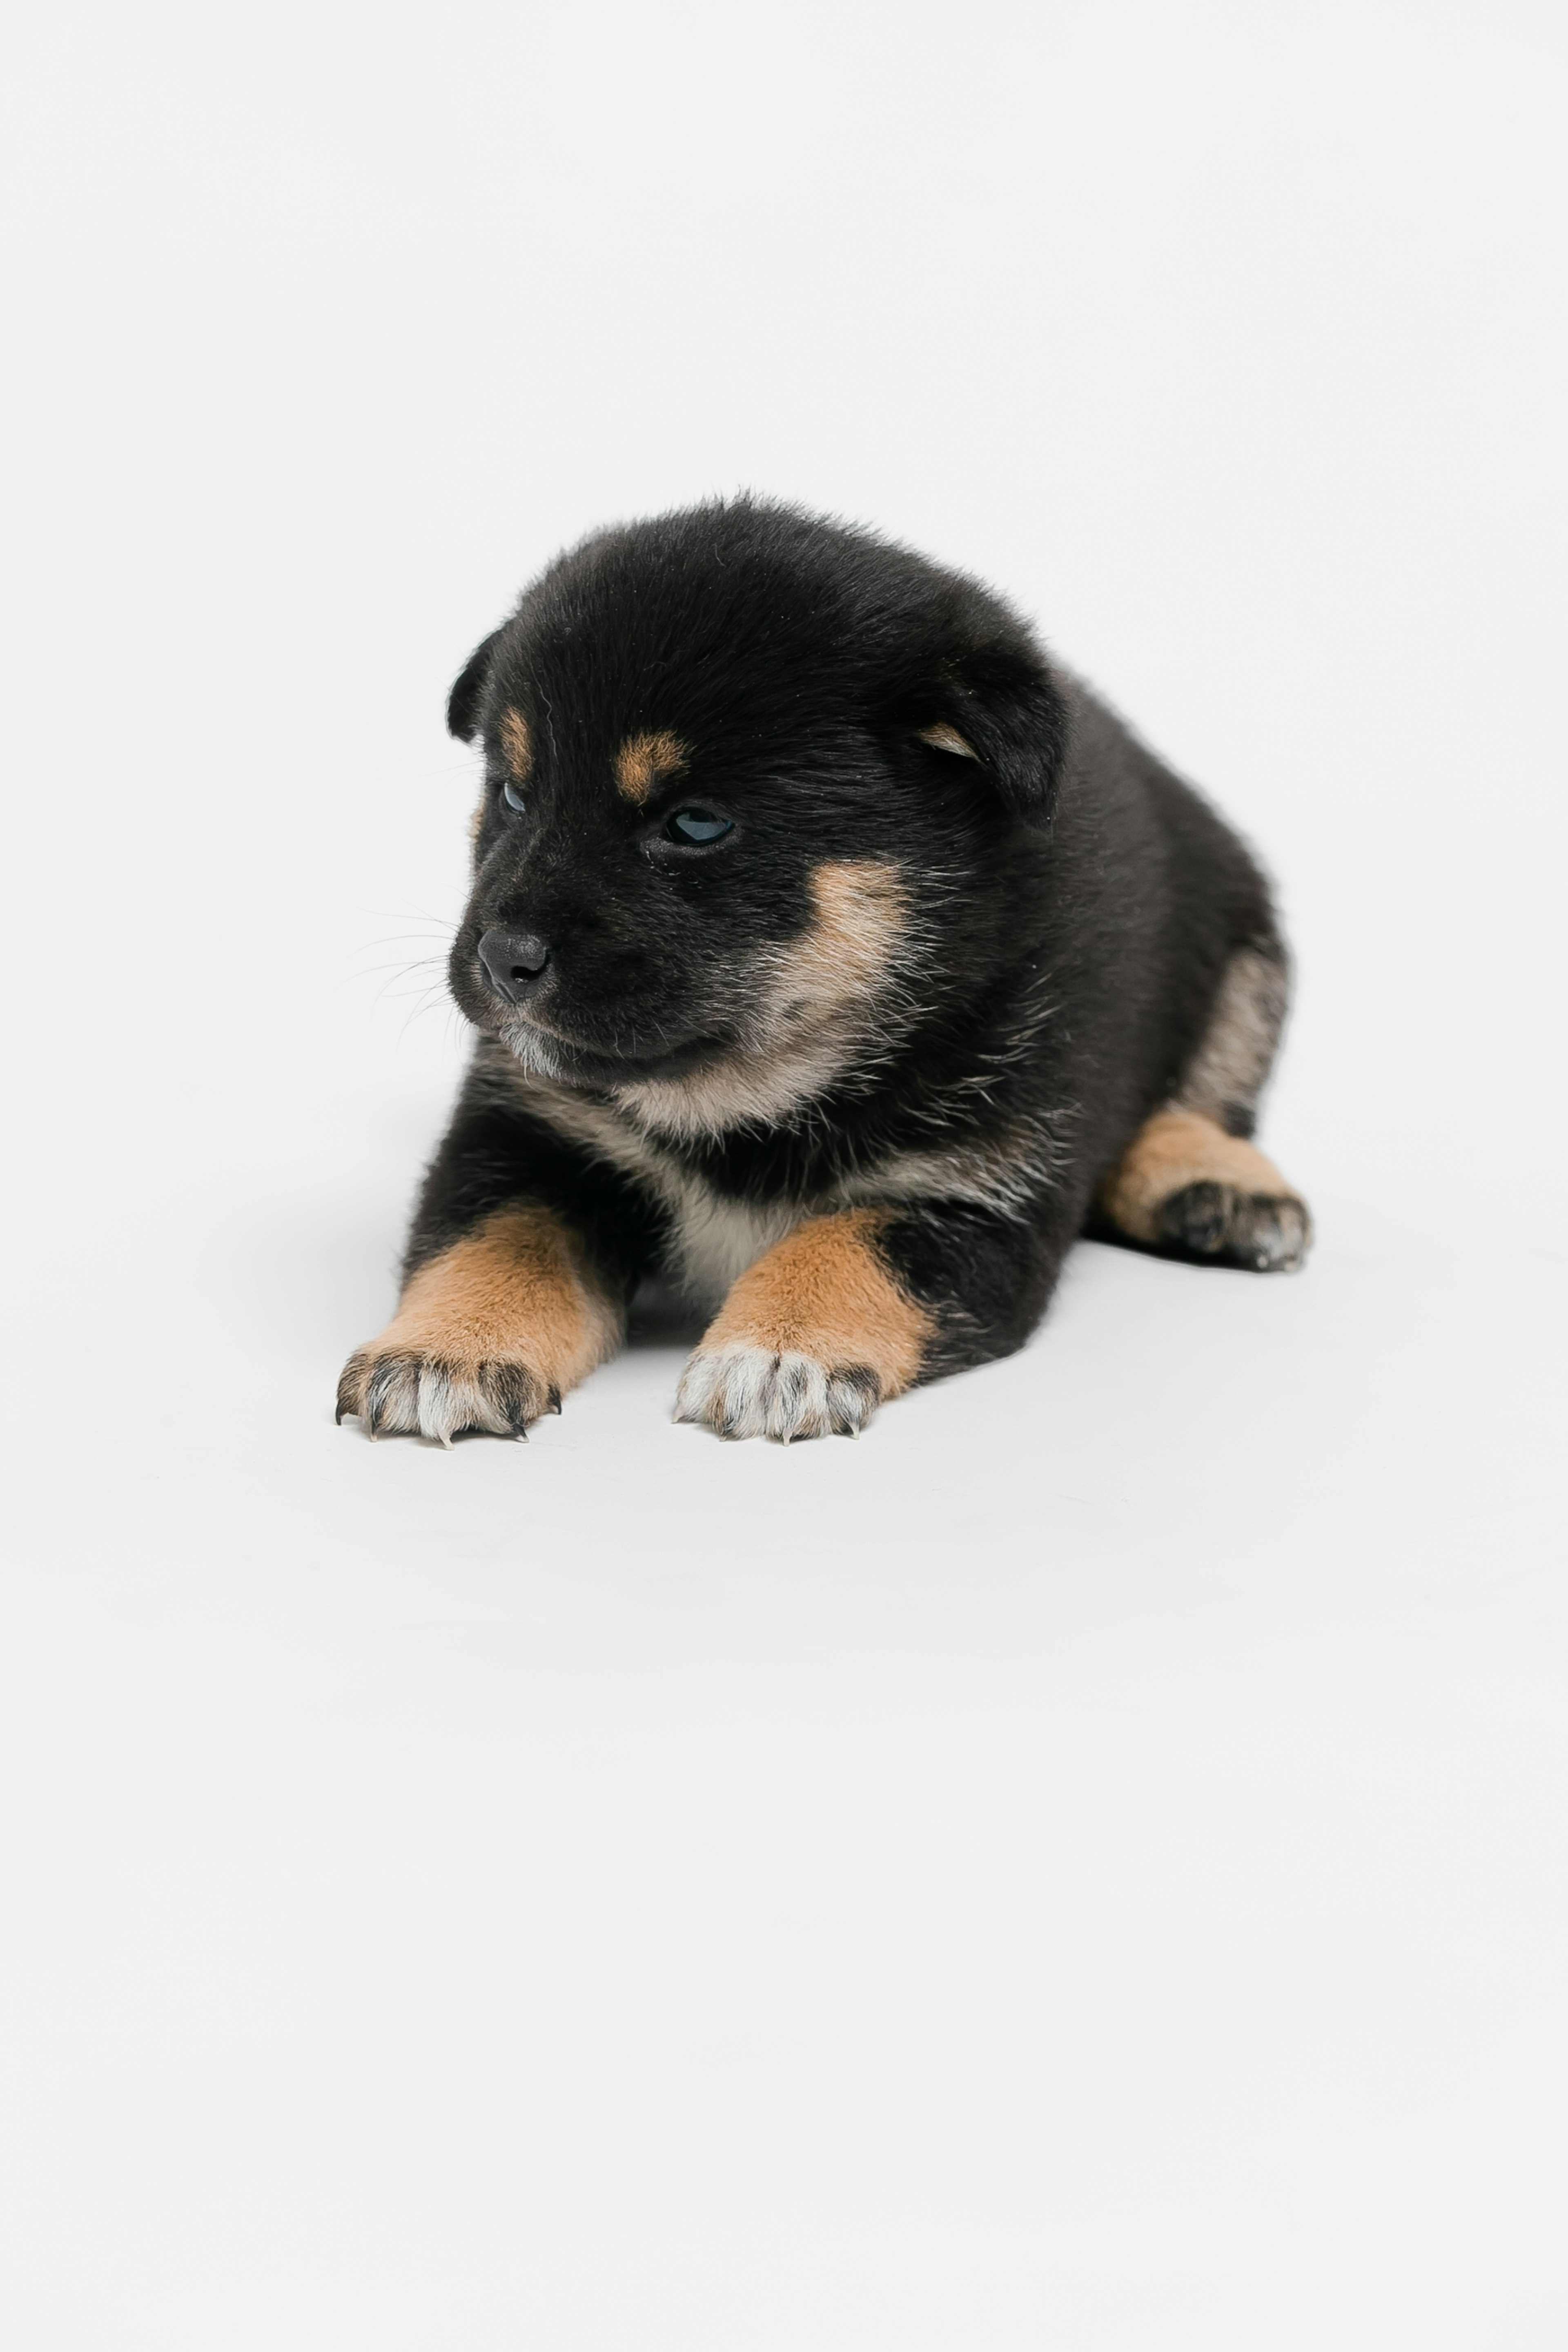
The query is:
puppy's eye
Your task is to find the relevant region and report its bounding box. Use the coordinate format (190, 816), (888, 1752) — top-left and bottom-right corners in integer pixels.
(666, 808), (732, 844)
(500, 777), (526, 815)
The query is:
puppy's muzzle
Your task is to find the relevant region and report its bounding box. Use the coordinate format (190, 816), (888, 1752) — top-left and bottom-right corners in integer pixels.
(478, 926), (550, 1004)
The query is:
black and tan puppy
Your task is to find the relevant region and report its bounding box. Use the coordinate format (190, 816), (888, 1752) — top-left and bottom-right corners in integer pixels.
(338, 499), (1310, 1446)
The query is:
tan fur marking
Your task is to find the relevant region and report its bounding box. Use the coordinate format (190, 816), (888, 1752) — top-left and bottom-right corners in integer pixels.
(358, 1205), (619, 1392)
(613, 860), (908, 1140)
(915, 721), (979, 760)
(615, 730), (689, 803)
(700, 1209), (930, 1394)
(777, 860), (906, 1011)
(498, 709), (532, 780)
(1177, 947), (1287, 1129)
(1098, 1109), (1297, 1243)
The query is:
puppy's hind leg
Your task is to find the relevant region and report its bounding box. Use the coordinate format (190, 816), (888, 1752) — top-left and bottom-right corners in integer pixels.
(1098, 946), (1312, 1272)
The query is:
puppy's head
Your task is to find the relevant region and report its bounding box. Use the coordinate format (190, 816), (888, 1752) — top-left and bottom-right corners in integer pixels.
(446, 500), (1066, 1137)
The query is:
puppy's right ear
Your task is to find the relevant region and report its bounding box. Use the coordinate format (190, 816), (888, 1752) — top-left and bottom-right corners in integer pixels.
(930, 644), (1070, 832)
(447, 629), (504, 742)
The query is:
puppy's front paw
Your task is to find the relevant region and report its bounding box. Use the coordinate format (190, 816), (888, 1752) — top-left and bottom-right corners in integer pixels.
(673, 1209), (930, 1445)
(334, 1204), (621, 1446)
(336, 1343), (556, 1444)
(675, 1345), (880, 1442)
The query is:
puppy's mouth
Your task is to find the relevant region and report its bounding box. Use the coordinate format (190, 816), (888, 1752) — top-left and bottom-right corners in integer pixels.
(450, 938), (729, 1084)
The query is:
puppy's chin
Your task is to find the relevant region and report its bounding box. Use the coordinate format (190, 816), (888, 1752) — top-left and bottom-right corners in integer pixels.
(496, 1012), (726, 1091)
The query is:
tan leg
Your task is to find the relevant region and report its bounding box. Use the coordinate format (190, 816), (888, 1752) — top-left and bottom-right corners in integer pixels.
(1097, 1107), (1312, 1271)
(336, 1204), (622, 1443)
(674, 1209), (931, 1442)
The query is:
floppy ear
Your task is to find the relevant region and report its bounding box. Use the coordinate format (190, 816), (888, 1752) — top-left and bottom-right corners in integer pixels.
(916, 646), (1070, 831)
(447, 628), (504, 743)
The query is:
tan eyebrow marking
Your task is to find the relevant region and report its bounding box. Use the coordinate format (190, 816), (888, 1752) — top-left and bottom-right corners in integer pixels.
(615, 730), (690, 803)
(498, 709), (532, 780)
(915, 721), (979, 760)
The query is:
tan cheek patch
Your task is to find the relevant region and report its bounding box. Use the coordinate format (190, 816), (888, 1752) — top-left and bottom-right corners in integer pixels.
(777, 860), (906, 1012)
(615, 730), (689, 803)
(1098, 1108), (1297, 1243)
(612, 861), (911, 1143)
(700, 1209), (930, 1395)
(362, 1204), (619, 1391)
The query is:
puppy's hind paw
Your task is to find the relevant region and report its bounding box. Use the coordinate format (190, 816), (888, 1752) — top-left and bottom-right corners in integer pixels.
(675, 1344), (881, 1443)
(1156, 1181), (1312, 1272)
(1098, 1109), (1313, 1273)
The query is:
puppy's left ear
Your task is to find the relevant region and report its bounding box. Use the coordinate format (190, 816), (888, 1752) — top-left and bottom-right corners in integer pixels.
(915, 646), (1070, 831)
(447, 629), (504, 743)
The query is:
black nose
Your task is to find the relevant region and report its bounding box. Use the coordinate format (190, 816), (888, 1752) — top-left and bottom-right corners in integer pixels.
(478, 926), (551, 1004)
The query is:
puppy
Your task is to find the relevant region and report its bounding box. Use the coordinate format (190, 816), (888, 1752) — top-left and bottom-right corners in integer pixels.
(337, 498), (1310, 1446)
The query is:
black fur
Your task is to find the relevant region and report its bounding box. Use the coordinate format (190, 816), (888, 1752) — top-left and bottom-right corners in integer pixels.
(343, 497), (1303, 1443)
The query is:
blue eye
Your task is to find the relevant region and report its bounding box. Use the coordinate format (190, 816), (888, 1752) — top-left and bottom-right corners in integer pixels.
(666, 808), (732, 844)
(501, 777), (526, 814)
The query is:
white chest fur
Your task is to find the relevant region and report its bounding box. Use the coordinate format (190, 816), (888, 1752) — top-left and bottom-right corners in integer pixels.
(659, 1186), (798, 1311)
(504, 1077), (796, 1312)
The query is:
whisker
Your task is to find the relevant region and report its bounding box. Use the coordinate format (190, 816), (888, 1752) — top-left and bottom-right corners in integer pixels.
(397, 982), (458, 1044)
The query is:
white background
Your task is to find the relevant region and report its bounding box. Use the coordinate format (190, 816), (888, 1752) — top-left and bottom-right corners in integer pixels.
(2, 2), (1565, 2344)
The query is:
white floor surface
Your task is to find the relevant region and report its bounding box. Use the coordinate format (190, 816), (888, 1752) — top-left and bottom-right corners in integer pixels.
(3, 1179), (1564, 2348)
